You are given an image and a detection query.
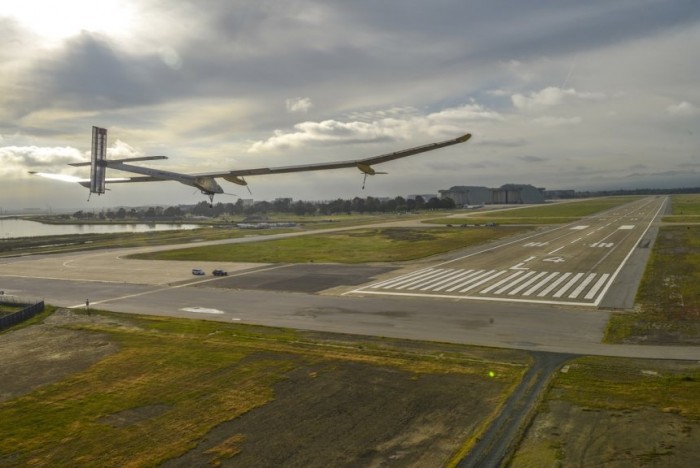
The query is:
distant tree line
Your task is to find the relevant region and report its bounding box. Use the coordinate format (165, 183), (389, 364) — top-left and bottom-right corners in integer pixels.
(189, 195), (455, 218)
(575, 187), (700, 197)
(72, 206), (184, 220)
(70, 195), (456, 220)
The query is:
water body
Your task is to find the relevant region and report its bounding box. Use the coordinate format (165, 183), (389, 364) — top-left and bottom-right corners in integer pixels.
(0, 218), (201, 239)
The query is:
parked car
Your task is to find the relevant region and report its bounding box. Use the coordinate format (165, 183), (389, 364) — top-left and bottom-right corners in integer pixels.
(192, 268), (205, 275)
(212, 269), (228, 276)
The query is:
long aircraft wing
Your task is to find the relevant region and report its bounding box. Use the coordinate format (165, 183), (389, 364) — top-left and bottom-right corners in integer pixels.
(31, 132), (471, 188)
(197, 133), (471, 179)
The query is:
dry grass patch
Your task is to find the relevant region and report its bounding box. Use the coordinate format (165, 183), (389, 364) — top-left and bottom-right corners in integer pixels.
(0, 310), (528, 466)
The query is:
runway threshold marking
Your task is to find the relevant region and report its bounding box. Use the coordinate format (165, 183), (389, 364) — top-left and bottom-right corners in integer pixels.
(349, 267), (613, 306)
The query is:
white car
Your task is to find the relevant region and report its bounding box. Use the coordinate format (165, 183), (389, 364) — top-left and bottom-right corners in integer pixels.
(191, 268), (205, 276)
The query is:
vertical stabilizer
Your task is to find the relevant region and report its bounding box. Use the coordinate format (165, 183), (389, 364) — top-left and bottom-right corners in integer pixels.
(90, 126), (107, 194)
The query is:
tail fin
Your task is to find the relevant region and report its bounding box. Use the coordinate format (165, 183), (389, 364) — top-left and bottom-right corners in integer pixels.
(90, 126), (107, 195)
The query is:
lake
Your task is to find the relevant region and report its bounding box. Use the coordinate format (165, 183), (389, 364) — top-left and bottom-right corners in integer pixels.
(0, 218), (201, 239)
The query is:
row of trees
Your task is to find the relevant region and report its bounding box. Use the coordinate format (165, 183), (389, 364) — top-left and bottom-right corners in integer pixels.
(73, 206), (184, 220)
(72, 195), (456, 220)
(189, 195), (455, 218)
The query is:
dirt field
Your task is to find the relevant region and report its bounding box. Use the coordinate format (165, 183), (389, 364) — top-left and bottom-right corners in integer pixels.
(0, 310), (527, 466)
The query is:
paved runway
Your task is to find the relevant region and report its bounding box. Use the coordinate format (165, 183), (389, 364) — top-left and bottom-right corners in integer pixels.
(349, 197), (667, 307)
(2, 195), (697, 359)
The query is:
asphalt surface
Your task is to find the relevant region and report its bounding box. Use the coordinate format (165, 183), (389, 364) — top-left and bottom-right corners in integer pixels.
(1, 196), (698, 360)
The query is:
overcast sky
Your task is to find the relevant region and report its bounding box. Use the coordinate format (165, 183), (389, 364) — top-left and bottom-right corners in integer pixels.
(2, 0), (699, 210)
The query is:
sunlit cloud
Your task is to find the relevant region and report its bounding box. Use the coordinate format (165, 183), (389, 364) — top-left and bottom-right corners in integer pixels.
(0, 146), (83, 176)
(511, 87), (604, 111)
(286, 97), (313, 113)
(249, 102), (502, 152)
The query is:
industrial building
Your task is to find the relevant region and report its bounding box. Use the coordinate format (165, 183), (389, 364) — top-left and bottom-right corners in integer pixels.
(439, 184), (546, 206)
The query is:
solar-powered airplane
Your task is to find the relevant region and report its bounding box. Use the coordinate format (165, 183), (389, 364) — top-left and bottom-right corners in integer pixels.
(32, 127), (471, 204)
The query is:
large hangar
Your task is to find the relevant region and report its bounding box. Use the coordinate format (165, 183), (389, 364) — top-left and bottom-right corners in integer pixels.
(439, 184), (545, 206)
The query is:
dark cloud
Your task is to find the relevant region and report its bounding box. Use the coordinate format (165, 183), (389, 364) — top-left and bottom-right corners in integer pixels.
(11, 1), (700, 122)
(30, 34), (187, 112)
(517, 155), (547, 163)
(476, 138), (528, 147)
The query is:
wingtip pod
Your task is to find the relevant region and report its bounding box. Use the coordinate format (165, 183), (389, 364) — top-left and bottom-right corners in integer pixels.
(457, 133), (472, 143)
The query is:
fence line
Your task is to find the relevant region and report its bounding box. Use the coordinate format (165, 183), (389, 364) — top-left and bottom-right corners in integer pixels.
(0, 296), (45, 331)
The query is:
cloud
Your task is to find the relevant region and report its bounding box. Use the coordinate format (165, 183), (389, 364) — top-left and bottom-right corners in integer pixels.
(0, 140), (143, 178)
(625, 170), (698, 178)
(248, 102), (503, 152)
(3, 1), (700, 208)
(0, 145), (82, 176)
(247, 119), (401, 152)
(426, 159), (500, 171)
(517, 155), (547, 163)
(427, 103), (504, 123)
(158, 46), (183, 70)
(532, 116), (582, 127)
(108, 140), (141, 159)
(286, 97), (313, 113)
(511, 87), (604, 111)
(667, 101), (698, 117)
(475, 138), (527, 147)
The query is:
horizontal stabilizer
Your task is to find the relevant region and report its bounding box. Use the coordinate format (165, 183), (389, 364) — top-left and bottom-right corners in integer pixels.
(69, 155), (168, 167)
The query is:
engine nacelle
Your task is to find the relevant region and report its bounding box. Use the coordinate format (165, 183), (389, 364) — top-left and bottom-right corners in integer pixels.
(194, 177), (224, 193)
(223, 175), (249, 186)
(356, 163), (376, 175)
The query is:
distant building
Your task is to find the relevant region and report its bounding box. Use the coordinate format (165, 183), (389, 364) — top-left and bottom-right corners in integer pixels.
(438, 186), (492, 206)
(491, 184), (545, 204)
(438, 184), (546, 206)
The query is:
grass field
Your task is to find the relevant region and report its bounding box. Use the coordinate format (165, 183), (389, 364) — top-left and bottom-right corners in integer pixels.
(0, 304), (22, 316)
(0, 310), (529, 466)
(129, 226), (532, 263)
(426, 196), (642, 225)
(512, 356), (700, 466)
(2, 212), (444, 258)
(605, 224), (700, 344)
(663, 194), (700, 223)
